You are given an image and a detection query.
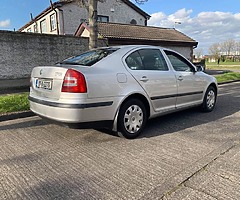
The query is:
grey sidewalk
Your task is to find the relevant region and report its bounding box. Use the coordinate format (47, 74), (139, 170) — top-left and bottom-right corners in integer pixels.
(0, 82), (239, 199)
(0, 100), (239, 199)
(163, 142), (240, 199)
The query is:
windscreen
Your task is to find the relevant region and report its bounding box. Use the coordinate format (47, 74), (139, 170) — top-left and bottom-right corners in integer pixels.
(60, 48), (119, 66)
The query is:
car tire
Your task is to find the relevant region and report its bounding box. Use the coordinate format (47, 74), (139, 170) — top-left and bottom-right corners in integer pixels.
(117, 99), (147, 139)
(201, 86), (217, 112)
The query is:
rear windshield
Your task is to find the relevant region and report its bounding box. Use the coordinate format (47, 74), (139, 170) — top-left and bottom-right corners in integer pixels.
(59, 47), (119, 66)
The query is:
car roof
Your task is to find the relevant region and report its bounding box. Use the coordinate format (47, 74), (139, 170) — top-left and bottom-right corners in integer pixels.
(98, 45), (167, 56)
(110, 45), (164, 50)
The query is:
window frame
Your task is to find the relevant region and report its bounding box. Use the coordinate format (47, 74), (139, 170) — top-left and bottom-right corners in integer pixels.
(40, 19), (47, 33)
(33, 24), (38, 33)
(97, 15), (109, 23)
(50, 13), (57, 31)
(164, 50), (196, 72)
(125, 49), (169, 71)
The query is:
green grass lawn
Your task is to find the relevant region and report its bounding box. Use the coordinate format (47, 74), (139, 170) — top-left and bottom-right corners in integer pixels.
(206, 61), (240, 70)
(215, 72), (240, 83)
(207, 61), (240, 65)
(0, 92), (29, 114)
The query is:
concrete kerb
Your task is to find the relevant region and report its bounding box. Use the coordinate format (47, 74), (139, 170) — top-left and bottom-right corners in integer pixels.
(218, 79), (240, 85)
(0, 110), (35, 122)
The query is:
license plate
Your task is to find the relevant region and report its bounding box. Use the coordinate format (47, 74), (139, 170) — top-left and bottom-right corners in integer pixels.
(36, 79), (52, 90)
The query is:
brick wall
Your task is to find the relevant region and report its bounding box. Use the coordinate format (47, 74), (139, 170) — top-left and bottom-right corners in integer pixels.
(0, 31), (105, 80)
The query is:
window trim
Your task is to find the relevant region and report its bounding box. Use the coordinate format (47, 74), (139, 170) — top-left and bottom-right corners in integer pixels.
(164, 50), (196, 72)
(33, 24), (38, 33)
(40, 19), (47, 33)
(126, 49), (169, 71)
(50, 13), (57, 31)
(97, 15), (109, 23)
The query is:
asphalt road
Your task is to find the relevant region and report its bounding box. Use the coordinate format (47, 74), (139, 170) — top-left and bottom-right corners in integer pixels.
(0, 82), (240, 200)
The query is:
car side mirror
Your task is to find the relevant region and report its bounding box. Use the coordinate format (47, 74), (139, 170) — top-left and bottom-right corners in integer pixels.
(196, 65), (204, 72)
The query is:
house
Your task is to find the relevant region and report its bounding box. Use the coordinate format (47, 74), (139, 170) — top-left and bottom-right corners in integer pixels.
(75, 22), (198, 60)
(18, 0), (150, 35)
(19, 0), (197, 59)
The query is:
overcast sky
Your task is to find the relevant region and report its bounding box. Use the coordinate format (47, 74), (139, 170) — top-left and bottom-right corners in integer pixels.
(1, 0), (240, 54)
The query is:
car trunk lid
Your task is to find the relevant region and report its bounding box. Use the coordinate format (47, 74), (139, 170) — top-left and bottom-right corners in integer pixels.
(30, 66), (68, 100)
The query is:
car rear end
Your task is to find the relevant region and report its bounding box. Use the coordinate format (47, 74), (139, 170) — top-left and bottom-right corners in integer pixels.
(29, 47), (124, 127)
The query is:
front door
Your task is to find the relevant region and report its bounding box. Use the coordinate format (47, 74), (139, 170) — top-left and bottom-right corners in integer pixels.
(164, 50), (205, 109)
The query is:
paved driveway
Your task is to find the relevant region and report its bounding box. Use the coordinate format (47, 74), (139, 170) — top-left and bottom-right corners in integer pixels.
(0, 82), (239, 200)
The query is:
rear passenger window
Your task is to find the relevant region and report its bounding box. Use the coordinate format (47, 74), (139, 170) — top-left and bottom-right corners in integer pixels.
(125, 51), (144, 70)
(139, 49), (168, 71)
(126, 49), (168, 71)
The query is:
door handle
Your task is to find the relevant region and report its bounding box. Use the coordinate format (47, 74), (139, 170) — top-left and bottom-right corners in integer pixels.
(140, 76), (149, 82)
(178, 76), (183, 81)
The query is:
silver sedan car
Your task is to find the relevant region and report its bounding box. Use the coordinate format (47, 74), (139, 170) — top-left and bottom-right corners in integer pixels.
(29, 45), (217, 139)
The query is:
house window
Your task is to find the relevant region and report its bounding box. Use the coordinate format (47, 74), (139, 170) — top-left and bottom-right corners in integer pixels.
(40, 19), (47, 33)
(33, 24), (38, 33)
(50, 14), (57, 31)
(97, 15), (109, 23)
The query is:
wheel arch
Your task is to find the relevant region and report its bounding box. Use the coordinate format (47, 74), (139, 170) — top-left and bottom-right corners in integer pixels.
(208, 82), (218, 96)
(121, 93), (150, 118)
(112, 93), (151, 132)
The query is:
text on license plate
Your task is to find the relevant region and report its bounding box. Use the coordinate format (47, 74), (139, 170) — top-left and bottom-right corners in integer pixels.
(36, 79), (53, 90)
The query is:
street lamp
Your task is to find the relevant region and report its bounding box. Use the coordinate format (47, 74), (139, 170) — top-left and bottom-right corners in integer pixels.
(174, 21), (181, 29)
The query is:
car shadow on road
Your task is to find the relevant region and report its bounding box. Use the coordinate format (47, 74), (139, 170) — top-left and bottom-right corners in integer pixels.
(93, 84), (240, 139)
(139, 86), (240, 139)
(0, 118), (47, 131)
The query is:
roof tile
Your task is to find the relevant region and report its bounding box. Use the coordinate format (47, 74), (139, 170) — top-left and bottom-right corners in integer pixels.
(98, 23), (196, 44)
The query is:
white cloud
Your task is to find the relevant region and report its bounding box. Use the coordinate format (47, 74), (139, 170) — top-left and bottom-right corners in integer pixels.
(148, 9), (240, 54)
(149, 12), (166, 26)
(0, 19), (10, 28)
(168, 8), (193, 23)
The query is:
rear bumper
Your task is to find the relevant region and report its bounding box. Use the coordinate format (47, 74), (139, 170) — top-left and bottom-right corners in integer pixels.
(29, 96), (116, 124)
(38, 114), (113, 129)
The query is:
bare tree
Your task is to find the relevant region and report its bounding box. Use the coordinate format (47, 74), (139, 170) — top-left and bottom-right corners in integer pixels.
(221, 39), (236, 56)
(72, 0), (148, 49)
(193, 48), (203, 59)
(208, 43), (221, 59)
(236, 41), (240, 55)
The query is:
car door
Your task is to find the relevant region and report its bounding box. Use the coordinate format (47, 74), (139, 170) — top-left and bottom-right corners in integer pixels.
(164, 50), (206, 109)
(124, 48), (177, 113)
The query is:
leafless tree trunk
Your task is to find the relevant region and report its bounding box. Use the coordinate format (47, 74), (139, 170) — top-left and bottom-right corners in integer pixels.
(69, 0), (148, 49)
(88, 0), (98, 49)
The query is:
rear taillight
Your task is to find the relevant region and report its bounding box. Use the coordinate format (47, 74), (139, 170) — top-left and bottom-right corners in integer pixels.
(61, 69), (87, 93)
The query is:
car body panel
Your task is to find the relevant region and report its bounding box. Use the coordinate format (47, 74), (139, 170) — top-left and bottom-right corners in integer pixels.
(29, 45), (218, 132)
